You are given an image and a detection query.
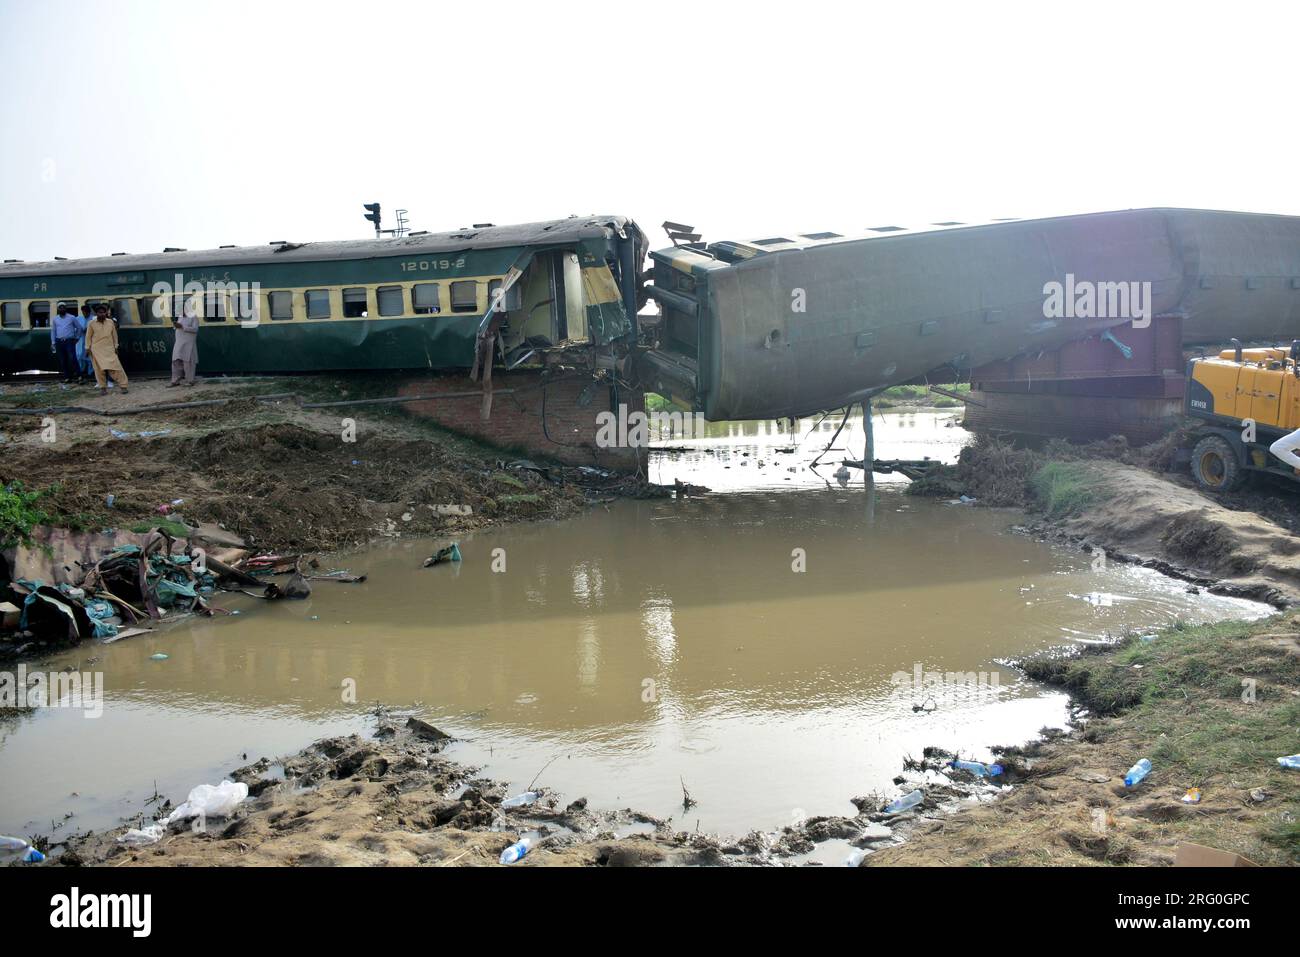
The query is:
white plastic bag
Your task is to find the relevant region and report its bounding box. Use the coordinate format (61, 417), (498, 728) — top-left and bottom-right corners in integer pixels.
(117, 824), (165, 846)
(164, 780), (248, 824)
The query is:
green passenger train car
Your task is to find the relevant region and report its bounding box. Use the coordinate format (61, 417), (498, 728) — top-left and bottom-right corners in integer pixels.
(0, 216), (646, 375)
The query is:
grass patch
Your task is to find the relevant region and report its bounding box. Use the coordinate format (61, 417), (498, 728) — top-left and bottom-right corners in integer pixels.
(1023, 615), (1300, 863)
(0, 482), (58, 549)
(645, 392), (693, 414)
(496, 493), (542, 506)
(0, 481), (90, 549)
(128, 519), (190, 537)
(1029, 461), (1100, 518)
(876, 383), (969, 408)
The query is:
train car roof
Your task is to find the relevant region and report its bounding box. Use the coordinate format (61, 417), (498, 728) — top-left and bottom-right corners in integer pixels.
(0, 215), (642, 278)
(657, 206), (1300, 262)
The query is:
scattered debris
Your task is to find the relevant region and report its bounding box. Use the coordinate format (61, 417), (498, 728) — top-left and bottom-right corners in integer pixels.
(423, 543), (462, 567)
(1173, 842), (1259, 867)
(1123, 758), (1152, 787)
(883, 789), (924, 814)
(499, 836), (532, 865)
(680, 777), (697, 812)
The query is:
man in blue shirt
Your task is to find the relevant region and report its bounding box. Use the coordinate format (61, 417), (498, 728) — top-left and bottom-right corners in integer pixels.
(50, 303), (81, 382)
(76, 303), (94, 383)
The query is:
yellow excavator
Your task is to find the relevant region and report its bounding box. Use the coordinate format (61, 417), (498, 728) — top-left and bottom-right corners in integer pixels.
(1185, 339), (1300, 491)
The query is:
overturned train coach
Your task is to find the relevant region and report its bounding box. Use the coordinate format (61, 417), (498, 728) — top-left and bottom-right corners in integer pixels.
(0, 216), (648, 377)
(638, 207), (1300, 421)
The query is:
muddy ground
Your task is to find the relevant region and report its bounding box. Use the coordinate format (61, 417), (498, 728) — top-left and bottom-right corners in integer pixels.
(869, 613), (1300, 867)
(0, 375), (601, 555)
(6, 379), (1298, 866)
(51, 716), (958, 868)
(913, 431), (1300, 607)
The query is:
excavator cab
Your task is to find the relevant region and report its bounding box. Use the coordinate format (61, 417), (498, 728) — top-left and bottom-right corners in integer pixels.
(1184, 339), (1300, 491)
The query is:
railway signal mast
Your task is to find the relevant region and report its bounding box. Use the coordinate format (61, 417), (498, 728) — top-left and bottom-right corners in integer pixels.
(361, 203), (410, 239)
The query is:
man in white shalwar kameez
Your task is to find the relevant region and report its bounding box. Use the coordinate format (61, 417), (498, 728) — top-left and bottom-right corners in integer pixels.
(169, 300), (200, 387)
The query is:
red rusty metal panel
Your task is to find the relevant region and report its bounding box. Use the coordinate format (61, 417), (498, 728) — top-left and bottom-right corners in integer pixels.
(971, 316), (1183, 384)
(963, 390), (1183, 443)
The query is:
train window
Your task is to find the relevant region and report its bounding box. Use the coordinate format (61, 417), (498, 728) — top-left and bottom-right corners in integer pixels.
(170, 293), (190, 320)
(306, 289), (332, 319)
(1, 302), (20, 328)
(29, 301), (50, 327)
(137, 296), (162, 325)
(412, 283), (440, 314)
(112, 298), (134, 325)
(203, 292), (227, 322)
(487, 279), (520, 312)
(269, 291), (293, 321)
(376, 285), (404, 317)
(232, 290), (260, 324)
(342, 287), (368, 318)
(450, 281), (478, 313)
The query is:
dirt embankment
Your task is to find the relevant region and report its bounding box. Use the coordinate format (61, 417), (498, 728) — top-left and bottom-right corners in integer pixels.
(1048, 461), (1300, 606)
(869, 614), (1300, 867)
(0, 376), (628, 555)
(912, 433), (1300, 606)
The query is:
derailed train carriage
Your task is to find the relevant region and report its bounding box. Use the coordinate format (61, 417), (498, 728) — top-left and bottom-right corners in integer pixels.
(639, 207), (1300, 420)
(7, 206), (1300, 425)
(0, 216), (647, 376)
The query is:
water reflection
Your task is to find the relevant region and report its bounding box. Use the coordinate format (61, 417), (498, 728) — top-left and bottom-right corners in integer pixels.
(0, 415), (1273, 837)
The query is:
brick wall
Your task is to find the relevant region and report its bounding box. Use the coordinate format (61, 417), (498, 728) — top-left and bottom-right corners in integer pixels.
(396, 371), (645, 469)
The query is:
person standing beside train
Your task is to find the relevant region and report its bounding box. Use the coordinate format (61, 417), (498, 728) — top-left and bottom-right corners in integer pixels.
(85, 303), (129, 395)
(169, 297), (199, 387)
(75, 303), (94, 383)
(49, 303), (81, 382)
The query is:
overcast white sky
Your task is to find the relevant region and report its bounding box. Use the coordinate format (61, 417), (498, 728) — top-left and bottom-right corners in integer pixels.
(2, 0), (1297, 262)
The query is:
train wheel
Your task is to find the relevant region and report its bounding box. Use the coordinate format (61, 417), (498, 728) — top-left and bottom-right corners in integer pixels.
(1190, 434), (1245, 492)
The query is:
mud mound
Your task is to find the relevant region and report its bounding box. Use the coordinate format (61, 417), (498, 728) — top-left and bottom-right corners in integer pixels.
(1160, 513), (1245, 567)
(1, 422), (584, 551)
(167, 396), (266, 426)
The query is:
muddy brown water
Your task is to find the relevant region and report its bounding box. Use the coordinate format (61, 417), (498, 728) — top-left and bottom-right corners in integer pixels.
(0, 411), (1270, 841)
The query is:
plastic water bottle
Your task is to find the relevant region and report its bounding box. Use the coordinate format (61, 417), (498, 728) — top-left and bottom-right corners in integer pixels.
(883, 789), (923, 814)
(501, 791), (540, 809)
(499, 837), (532, 865)
(950, 759), (1004, 778)
(0, 836), (45, 863)
(1124, 758), (1152, 787)
(844, 849), (867, 867)
(1277, 754), (1300, 770)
